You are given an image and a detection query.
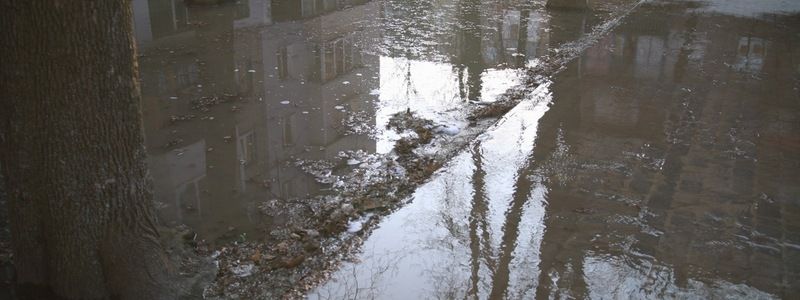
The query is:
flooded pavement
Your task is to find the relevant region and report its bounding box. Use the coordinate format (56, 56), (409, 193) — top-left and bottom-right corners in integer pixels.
(135, 0), (381, 244)
(127, 0), (800, 298)
(132, 0), (653, 297)
(1, 0), (796, 298)
(133, 0), (637, 246)
(135, 0), (520, 243)
(310, 0), (800, 299)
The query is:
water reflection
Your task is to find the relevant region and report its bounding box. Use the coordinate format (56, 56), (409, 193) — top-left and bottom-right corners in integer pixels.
(533, 3), (800, 298)
(374, 0), (551, 153)
(133, 0), (555, 244)
(310, 86), (554, 299)
(134, 0), (380, 242)
(311, 0), (800, 298)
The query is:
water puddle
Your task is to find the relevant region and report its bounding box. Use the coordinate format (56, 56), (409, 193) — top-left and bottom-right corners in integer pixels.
(133, 0), (585, 245)
(127, 0), (800, 297)
(310, 82), (554, 299)
(137, 1), (384, 244)
(309, 0), (800, 298)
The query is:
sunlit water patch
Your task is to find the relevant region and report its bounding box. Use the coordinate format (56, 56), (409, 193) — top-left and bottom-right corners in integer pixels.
(310, 83), (554, 299)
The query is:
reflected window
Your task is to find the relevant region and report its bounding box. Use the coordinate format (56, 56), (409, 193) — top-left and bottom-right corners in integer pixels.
(335, 39), (345, 74)
(176, 62), (199, 89)
(319, 36), (361, 82)
(156, 72), (167, 94)
(282, 116), (294, 147)
(301, 0), (331, 17)
(322, 44), (336, 81)
(735, 37), (766, 74)
(277, 46), (289, 80)
(235, 0), (250, 19)
(173, 0), (188, 30)
(176, 180), (201, 218)
(299, 0), (370, 17)
(344, 40), (353, 70)
(150, 0), (190, 39)
(236, 60), (255, 94)
(165, 140), (207, 220)
(634, 36), (665, 80)
(502, 10), (521, 43)
(238, 130), (257, 165)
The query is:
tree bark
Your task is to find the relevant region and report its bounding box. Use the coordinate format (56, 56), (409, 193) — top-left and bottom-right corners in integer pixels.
(0, 1), (175, 299)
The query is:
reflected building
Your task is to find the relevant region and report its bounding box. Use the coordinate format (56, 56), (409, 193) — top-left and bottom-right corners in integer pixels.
(532, 4), (800, 298)
(133, 0), (378, 242)
(311, 1), (561, 298)
(306, 1), (800, 299)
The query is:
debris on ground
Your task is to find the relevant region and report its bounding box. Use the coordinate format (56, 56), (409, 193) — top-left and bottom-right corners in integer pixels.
(341, 110), (375, 136)
(182, 0), (649, 298)
(190, 94), (241, 112)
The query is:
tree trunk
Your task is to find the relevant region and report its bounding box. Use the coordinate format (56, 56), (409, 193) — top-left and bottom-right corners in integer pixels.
(0, 1), (175, 299)
(546, 0), (589, 10)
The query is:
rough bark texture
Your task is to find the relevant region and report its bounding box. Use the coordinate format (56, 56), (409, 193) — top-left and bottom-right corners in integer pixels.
(0, 1), (175, 299)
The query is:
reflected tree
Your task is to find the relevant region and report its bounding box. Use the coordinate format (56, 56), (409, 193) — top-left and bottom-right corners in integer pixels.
(1, 1), (175, 299)
(515, 9), (532, 68)
(455, 0), (483, 102)
(488, 152), (538, 299)
(530, 10), (588, 296)
(467, 143), (491, 299)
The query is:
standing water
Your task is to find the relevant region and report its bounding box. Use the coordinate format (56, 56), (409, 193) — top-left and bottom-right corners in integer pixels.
(126, 0), (800, 298)
(134, 0), (580, 244)
(309, 0), (800, 299)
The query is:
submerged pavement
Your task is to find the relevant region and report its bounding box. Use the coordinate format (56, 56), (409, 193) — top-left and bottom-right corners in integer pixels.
(309, 0), (800, 298)
(132, 0), (649, 297)
(134, 0), (569, 244)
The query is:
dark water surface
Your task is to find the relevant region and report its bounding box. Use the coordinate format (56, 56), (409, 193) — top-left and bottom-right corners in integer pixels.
(131, 0), (800, 298)
(136, 0), (381, 243)
(133, 0), (615, 244)
(309, 0), (800, 299)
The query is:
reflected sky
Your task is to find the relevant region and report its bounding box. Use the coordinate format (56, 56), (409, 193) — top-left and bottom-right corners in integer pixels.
(131, 0), (556, 244)
(135, 0), (381, 242)
(310, 83), (554, 300)
(310, 0), (800, 298)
